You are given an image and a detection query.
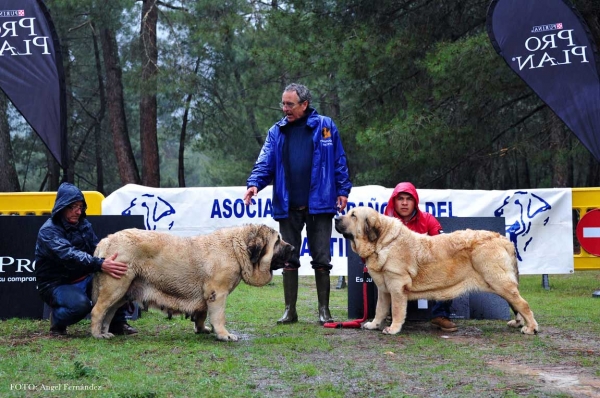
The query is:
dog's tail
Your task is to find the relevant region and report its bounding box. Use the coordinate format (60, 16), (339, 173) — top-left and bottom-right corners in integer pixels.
(91, 236), (112, 305)
(504, 238), (520, 283)
(95, 235), (110, 258)
(91, 274), (99, 304)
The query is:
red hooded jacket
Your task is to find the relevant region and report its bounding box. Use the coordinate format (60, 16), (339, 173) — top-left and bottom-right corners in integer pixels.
(384, 182), (442, 236)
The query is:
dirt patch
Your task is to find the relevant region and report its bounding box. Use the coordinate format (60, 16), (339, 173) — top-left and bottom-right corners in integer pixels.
(541, 326), (600, 353)
(488, 360), (600, 397)
(294, 320), (600, 397)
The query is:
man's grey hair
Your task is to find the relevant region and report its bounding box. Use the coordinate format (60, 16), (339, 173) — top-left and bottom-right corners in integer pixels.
(284, 83), (312, 105)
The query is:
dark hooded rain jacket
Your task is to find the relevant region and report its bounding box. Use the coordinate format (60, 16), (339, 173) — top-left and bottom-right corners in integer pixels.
(34, 183), (104, 296)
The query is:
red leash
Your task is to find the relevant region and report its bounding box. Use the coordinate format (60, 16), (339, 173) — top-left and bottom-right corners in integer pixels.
(323, 265), (369, 328)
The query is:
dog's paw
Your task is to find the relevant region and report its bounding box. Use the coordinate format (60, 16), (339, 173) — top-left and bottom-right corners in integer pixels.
(92, 332), (115, 339)
(362, 321), (380, 330)
(194, 325), (212, 334)
(216, 333), (239, 342)
(507, 319), (524, 328)
(382, 326), (401, 335)
(520, 325), (538, 335)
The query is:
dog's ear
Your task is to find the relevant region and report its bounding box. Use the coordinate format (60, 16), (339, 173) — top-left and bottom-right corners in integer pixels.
(364, 214), (380, 242)
(248, 239), (266, 264)
(248, 228), (269, 264)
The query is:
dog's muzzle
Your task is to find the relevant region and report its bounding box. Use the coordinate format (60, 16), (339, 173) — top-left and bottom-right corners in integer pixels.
(271, 244), (295, 271)
(334, 217), (354, 240)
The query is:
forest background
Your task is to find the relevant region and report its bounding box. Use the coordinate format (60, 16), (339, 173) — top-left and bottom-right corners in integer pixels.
(1, 0), (599, 195)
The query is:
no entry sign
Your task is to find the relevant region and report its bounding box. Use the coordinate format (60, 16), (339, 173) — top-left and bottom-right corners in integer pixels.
(576, 209), (600, 256)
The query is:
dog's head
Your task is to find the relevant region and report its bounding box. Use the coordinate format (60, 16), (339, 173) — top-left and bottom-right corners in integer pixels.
(243, 224), (294, 286)
(335, 207), (382, 257)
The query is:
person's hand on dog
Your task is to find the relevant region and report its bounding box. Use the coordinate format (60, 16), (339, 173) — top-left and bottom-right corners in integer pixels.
(101, 253), (128, 279)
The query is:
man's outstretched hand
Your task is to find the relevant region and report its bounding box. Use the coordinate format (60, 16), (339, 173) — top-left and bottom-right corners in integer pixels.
(243, 186), (258, 206)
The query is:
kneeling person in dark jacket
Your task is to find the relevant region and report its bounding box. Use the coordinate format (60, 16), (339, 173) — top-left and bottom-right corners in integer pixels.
(35, 182), (137, 336)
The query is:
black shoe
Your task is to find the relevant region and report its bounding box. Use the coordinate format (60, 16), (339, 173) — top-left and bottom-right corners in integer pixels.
(50, 325), (67, 336)
(109, 322), (138, 335)
(49, 311), (67, 336)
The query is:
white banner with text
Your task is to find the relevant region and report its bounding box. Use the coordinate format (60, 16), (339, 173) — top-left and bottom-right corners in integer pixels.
(102, 185), (574, 275)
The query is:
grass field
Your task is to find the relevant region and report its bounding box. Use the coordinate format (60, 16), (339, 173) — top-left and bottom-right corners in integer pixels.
(1, 272), (599, 397)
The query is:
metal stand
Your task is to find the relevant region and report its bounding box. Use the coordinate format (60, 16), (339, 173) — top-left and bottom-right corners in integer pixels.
(541, 274), (550, 290)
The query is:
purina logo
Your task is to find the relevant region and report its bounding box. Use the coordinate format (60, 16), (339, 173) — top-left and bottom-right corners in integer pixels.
(531, 22), (563, 33)
(0, 10), (25, 17)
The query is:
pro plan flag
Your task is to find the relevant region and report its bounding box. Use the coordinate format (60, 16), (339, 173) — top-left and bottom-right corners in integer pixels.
(0, 0), (67, 170)
(486, 0), (600, 161)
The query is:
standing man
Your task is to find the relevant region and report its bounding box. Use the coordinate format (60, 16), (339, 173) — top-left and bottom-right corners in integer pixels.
(243, 83), (352, 325)
(35, 182), (138, 336)
(385, 182), (458, 333)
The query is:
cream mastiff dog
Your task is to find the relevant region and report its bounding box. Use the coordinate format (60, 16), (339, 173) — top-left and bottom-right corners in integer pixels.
(335, 207), (538, 335)
(91, 224), (293, 341)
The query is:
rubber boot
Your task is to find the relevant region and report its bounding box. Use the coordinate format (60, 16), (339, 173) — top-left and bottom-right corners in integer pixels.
(277, 270), (298, 324)
(315, 269), (334, 324)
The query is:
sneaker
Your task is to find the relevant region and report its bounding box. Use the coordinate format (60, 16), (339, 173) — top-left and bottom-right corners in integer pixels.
(108, 322), (138, 335)
(431, 316), (458, 332)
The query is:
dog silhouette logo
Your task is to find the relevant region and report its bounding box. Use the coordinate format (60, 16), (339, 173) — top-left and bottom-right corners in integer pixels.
(494, 191), (552, 261)
(122, 193), (176, 230)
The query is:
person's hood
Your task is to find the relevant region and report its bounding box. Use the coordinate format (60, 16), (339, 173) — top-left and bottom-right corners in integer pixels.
(385, 182), (419, 217)
(51, 182), (87, 221)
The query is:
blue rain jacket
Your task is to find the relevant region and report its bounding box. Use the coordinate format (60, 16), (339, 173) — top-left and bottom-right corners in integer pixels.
(34, 183), (103, 295)
(247, 108), (352, 220)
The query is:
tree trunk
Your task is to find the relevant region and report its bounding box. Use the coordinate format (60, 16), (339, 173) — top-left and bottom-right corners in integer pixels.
(91, 23), (106, 194)
(100, 28), (140, 185)
(577, 0), (599, 186)
(0, 92), (20, 192)
(178, 92), (191, 188)
(178, 57), (201, 187)
(62, 39), (74, 184)
(548, 111), (570, 187)
(44, 149), (61, 191)
(517, 153), (531, 189)
(234, 68), (263, 148)
(139, 0), (160, 187)
(586, 153), (600, 186)
(327, 73), (341, 120)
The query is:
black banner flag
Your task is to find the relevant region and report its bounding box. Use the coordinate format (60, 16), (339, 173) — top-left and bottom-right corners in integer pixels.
(487, 0), (600, 161)
(0, 0), (67, 170)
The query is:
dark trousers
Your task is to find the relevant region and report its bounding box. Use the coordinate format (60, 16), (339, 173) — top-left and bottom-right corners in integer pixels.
(278, 209), (334, 271)
(431, 300), (453, 318)
(43, 275), (126, 328)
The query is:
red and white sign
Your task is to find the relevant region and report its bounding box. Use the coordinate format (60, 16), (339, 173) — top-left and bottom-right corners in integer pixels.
(576, 209), (600, 256)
